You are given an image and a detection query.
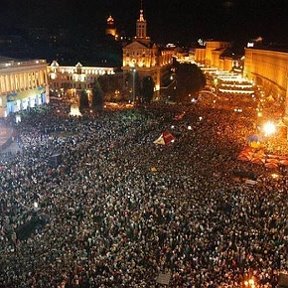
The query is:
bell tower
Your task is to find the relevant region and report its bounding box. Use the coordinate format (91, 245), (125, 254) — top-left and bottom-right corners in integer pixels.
(136, 10), (146, 39)
(135, 0), (149, 43)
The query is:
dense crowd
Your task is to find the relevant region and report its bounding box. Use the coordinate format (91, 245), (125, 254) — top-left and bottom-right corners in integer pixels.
(0, 101), (287, 288)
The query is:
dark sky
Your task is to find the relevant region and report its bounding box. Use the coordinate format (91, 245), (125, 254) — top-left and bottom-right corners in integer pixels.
(1, 0), (288, 44)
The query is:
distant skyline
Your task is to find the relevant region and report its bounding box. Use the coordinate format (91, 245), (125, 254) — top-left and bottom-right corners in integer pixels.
(0, 0), (288, 45)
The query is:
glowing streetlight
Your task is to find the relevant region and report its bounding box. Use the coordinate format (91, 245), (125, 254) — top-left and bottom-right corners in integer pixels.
(263, 121), (276, 136)
(244, 278), (256, 288)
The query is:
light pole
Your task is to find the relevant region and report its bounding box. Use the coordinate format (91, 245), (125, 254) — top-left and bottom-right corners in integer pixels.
(132, 68), (136, 104)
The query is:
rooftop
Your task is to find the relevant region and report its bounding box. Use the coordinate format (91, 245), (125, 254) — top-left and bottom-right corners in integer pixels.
(0, 58), (47, 70)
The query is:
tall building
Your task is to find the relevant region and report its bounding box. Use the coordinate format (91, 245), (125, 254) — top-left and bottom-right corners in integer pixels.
(244, 47), (288, 105)
(205, 41), (231, 67)
(193, 40), (240, 72)
(0, 58), (49, 118)
(122, 6), (174, 98)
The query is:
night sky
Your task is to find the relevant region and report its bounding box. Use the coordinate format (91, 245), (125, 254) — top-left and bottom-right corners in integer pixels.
(0, 0), (288, 45)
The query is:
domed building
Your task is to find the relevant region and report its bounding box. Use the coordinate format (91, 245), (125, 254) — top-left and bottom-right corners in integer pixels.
(105, 15), (117, 39)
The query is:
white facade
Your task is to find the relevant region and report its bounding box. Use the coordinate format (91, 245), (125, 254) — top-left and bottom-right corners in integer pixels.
(48, 61), (115, 91)
(0, 58), (49, 117)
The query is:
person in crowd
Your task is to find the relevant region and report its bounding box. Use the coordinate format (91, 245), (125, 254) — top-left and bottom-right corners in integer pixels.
(0, 102), (286, 288)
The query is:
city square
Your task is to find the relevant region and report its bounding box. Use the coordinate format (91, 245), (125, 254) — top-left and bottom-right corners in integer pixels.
(1, 0), (288, 287)
(0, 89), (287, 287)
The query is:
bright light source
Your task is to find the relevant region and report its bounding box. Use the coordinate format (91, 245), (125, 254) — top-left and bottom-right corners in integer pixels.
(69, 105), (82, 117)
(16, 115), (21, 123)
(199, 116), (203, 121)
(257, 111), (263, 117)
(271, 173), (279, 179)
(244, 278), (255, 287)
(33, 202), (38, 209)
(187, 126), (192, 130)
(263, 121), (276, 136)
(171, 139), (175, 143)
(171, 125), (175, 129)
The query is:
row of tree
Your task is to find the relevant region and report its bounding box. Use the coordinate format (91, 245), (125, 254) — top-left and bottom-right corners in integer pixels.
(79, 80), (104, 111)
(79, 62), (206, 110)
(128, 63), (206, 103)
(124, 73), (155, 104)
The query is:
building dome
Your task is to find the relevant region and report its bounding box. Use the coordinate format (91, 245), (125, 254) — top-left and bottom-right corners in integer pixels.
(106, 15), (117, 37)
(107, 15), (114, 25)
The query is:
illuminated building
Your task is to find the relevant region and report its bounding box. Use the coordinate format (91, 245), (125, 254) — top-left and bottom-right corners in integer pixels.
(122, 6), (174, 97)
(193, 40), (240, 72)
(106, 15), (117, 39)
(206, 41), (231, 66)
(244, 47), (288, 102)
(0, 57), (49, 118)
(48, 61), (115, 97)
(194, 47), (206, 65)
(174, 48), (196, 64)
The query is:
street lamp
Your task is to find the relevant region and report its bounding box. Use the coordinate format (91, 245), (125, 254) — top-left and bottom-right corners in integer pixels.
(263, 121), (276, 137)
(132, 68), (136, 104)
(244, 278), (256, 288)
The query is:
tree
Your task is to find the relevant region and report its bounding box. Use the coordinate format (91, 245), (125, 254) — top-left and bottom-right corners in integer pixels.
(175, 63), (206, 102)
(91, 80), (104, 111)
(141, 76), (155, 103)
(79, 90), (89, 111)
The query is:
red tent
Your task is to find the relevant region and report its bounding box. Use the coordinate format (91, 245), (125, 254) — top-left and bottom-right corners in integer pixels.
(279, 159), (288, 166)
(265, 158), (279, 164)
(154, 131), (175, 145)
(265, 162), (278, 169)
(237, 154), (251, 161)
(251, 157), (265, 165)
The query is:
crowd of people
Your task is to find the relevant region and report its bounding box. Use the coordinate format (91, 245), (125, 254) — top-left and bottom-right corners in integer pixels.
(0, 100), (287, 288)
